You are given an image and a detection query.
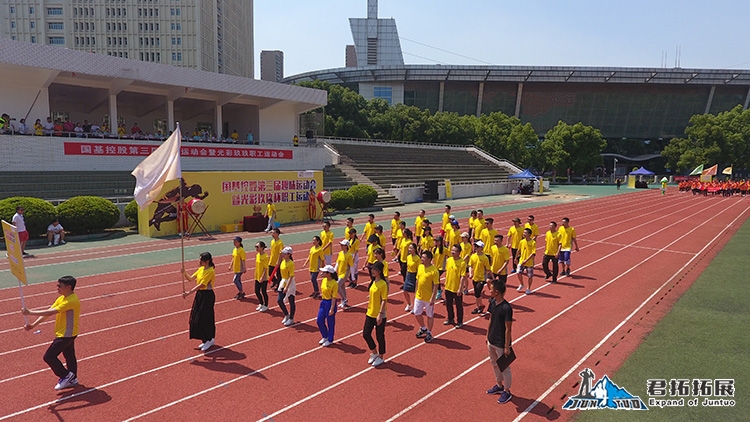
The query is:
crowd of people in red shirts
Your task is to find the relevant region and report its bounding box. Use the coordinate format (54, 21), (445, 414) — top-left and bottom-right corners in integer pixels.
(678, 179), (750, 197)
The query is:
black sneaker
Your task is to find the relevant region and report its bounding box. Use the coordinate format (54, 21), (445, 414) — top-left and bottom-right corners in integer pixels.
(443, 320), (455, 326)
(424, 332), (433, 343)
(416, 327), (427, 338)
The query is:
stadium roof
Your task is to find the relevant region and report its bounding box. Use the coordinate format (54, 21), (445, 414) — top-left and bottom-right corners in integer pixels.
(284, 64), (750, 86)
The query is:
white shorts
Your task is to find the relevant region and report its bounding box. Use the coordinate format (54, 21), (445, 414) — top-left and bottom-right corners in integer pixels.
(516, 265), (534, 276)
(324, 254), (332, 266)
(412, 299), (434, 318)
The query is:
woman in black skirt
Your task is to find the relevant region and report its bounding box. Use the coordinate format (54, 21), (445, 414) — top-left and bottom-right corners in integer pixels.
(182, 252), (216, 351)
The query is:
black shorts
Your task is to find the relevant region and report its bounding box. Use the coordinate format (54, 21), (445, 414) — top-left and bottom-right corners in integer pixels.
(473, 281), (485, 298)
(494, 273), (507, 284)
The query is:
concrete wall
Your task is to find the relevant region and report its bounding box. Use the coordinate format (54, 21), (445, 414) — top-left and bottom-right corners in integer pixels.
(389, 180), (543, 203)
(259, 101), (299, 143)
(0, 67), (52, 127)
(0, 134), (330, 172)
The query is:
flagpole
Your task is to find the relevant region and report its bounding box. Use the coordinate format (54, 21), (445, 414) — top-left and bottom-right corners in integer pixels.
(18, 279), (29, 325)
(176, 123), (186, 294)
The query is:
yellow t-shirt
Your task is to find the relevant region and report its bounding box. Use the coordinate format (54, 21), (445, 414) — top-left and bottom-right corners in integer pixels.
(308, 246), (324, 272)
(349, 237), (361, 254)
(449, 228), (462, 249)
(231, 247), (246, 273)
(366, 279), (388, 318)
(266, 203), (276, 217)
(406, 254), (420, 273)
(367, 243), (378, 264)
(468, 217), (476, 233)
(414, 215), (425, 237)
(378, 259), (390, 279)
(472, 218), (485, 235)
(480, 228), (498, 255)
(192, 266), (215, 290)
(507, 225), (522, 249)
(442, 213), (450, 231)
(320, 229), (334, 255)
(525, 222), (539, 238)
(518, 238), (536, 267)
(377, 234), (387, 251)
(280, 258), (295, 279)
(460, 241), (472, 260)
(255, 252), (270, 280)
(444, 257), (466, 293)
(320, 276), (339, 300)
(270, 238), (284, 264)
(490, 244), (511, 275)
(335, 250), (354, 279)
(420, 235), (434, 252)
(363, 222), (376, 241)
(344, 226), (352, 240)
(469, 253), (490, 282)
(398, 240), (412, 262)
(545, 230), (560, 256)
(444, 226), (455, 248)
(432, 246), (447, 271)
(52, 293), (80, 338)
(416, 264), (439, 301)
(558, 226), (577, 250)
(391, 219), (401, 237)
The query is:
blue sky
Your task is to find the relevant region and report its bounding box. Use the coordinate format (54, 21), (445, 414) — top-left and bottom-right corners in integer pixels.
(254, 0), (750, 78)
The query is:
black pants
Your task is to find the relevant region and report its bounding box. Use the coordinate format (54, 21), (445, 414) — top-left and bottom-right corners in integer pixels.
(278, 291), (296, 319)
(269, 265), (281, 287)
(363, 316), (386, 355)
(511, 248), (518, 267)
(44, 337), (77, 378)
(399, 260), (407, 283)
(255, 280), (269, 306)
(542, 254), (559, 282)
(444, 290), (463, 324)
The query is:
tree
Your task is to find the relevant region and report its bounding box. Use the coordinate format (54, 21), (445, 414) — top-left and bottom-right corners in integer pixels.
(474, 112), (539, 168)
(542, 121), (606, 177)
(298, 81), (369, 137)
(424, 112), (476, 144)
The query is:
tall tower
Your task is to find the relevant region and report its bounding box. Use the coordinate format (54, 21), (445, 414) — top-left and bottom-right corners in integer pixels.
(260, 50), (284, 82)
(349, 0), (403, 66)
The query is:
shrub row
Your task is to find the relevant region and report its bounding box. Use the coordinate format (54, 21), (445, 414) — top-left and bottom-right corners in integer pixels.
(0, 196), (120, 236)
(328, 184), (378, 211)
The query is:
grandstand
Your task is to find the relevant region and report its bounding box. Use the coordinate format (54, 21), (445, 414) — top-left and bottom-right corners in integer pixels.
(0, 171), (134, 200)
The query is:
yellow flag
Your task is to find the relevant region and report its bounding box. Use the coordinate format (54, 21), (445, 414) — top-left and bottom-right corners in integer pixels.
(722, 166), (733, 175)
(2, 220), (27, 285)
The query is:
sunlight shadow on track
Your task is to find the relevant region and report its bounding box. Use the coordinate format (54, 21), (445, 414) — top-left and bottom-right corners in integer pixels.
(47, 388), (112, 422)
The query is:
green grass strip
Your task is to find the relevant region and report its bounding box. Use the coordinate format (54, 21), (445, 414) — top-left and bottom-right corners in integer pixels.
(577, 218), (750, 421)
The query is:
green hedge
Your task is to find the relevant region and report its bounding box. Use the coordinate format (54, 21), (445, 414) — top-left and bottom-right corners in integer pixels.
(124, 200), (139, 226)
(329, 190), (354, 211)
(0, 197), (57, 236)
(348, 184), (378, 208)
(57, 196), (121, 234)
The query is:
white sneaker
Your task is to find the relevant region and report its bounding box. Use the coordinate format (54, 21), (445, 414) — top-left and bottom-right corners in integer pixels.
(282, 315), (289, 324)
(256, 304), (262, 311)
(368, 353), (378, 364)
(48, 242), (53, 247)
(60, 240), (66, 244)
(319, 338), (327, 345)
(405, 304), (412, 312)
(53, 241), (59, 246)
(54, 372), (76, 390)
(260, 305), (268, 312)
(284, 318), (294, 326)
(197, 342), (205, 349)
(322, 340), (332, 347)
(200, 338), (215, 351)
(517, 284), (524, 292)
(371, 356), (384, 367)
(525, 289), (532, 295)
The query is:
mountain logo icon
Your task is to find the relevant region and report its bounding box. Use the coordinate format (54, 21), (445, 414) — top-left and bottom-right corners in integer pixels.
(563, 369), (648, 411)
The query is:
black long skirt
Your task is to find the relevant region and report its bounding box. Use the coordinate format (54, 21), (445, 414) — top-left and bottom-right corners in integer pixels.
(189, 290), (216, 341)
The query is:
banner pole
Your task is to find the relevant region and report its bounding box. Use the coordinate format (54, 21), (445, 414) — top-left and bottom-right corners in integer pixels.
(18, 279), (29, 325)
(180, 178), (186, 294)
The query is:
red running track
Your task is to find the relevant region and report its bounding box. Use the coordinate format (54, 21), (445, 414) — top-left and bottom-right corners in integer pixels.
(0, 190), (745, 421)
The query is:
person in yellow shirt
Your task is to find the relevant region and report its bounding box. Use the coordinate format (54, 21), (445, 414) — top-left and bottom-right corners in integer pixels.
(302, 236), (325, 299)
(414, 209), (426, 245)
(472, 209), (486, 243)
(441, 205), (452, 236)
(320, 221), (334, 266)
(392, 220), (406, 256)
(391, 211), (402, 247)
(335, 240), (355, 309)
(363, 261), (389, 367)
(316, 265), (339, 347)
(344, 217), (355, 240)
(524, 215), (539, 241)
(480, 217), (498, 256)
(413, 250), (439, 343)
(468, 210), (478, 240)
(490, 234), (511, 284)
(447, 219), (462, 249)
(403, 243), (421, 311)
(347, 228), (361, 288)
(444, 245), (468, 328)
(365, 234), (382, 282)
(22, 275), (81, 390)
(269, 228), (284, 289)
(506, 217), (523, 272)
(277, 247), (297, 326)
(360, 214), (376, 245)
(516, 228), (536, 294)
(469, 241), (491, 314)
(375, 225), (387, 256)
(181, 252), (217, 351)
(543, 222), (561, 283)
(254, 241), (270, 312)
(229, 236), (247, 300)
(557, 217), (579, 276)
(432, 237), (447, 301)
(264, 199), (277, 232)
(419, 226), (434, 253)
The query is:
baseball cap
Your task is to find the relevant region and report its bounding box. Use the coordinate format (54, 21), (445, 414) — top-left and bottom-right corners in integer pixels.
(281, 246), (293, 254)
(512, 217), (521, 223)
(233, 236), (242, 243)
(449, 214), (455, 220)
(320, 265), (337, 274)
(340, 239), (350, 246)
(474, 240), (485, 248)
(460, 232), (470, 238)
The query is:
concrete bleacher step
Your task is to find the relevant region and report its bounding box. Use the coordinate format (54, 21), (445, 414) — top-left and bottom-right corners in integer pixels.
(374, 194), (403, 208)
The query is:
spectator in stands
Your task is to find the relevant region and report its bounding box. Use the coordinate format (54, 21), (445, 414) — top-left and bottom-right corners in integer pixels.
(230, 130), (240, 142)
(17, 118), (28, 134)
(292, 134), (299, 147)
(130, 122), (142, 135)
(47, 219), (66, 246)
(53, 119), (64, 136)
(63, 118), (75, 136)
(34, 119), (44, 136)
(0, 113), (8, 133)
(43, 117), (54, 135)
(246, 129), (254, 144)
(90, 121), (101, 134)
(117, 123), (126, 136)
(82, 120), (91, 133)
(74, 122), (84, 137)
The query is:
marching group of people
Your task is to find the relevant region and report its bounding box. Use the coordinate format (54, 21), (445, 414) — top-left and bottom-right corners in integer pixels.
(678, 179), (750, 196)
(25, 204), (580, 406)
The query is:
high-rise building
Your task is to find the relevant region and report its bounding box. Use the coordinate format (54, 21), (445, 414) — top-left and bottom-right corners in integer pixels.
(348, 0), (403, 66)
(260, 50), (284, 82)
(345, 45), (357, 67)
(0, 0), (254, 78)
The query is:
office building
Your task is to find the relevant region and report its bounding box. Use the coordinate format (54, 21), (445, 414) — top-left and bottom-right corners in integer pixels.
(260, 50), (284, 82)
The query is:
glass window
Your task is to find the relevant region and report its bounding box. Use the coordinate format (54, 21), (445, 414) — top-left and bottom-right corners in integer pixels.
(48, 22), (64, 30)
(29, 6), (34, 14)
(47, 7), (63, 15)
(31, 36), (36, 43)
(373, 87), (393, 105)
(48, 37), (65, 45)
(30, 21), (35, 29)
(10, 21), (15, 29)
(9, 6), (15, 14)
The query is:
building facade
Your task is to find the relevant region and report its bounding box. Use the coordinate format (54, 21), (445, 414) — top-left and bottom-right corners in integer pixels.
(260, 50), (284, 82)
(0, 0), (254, 78)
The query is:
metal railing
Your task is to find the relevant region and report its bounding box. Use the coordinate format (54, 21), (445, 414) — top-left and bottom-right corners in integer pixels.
(320, 136), (470, 150)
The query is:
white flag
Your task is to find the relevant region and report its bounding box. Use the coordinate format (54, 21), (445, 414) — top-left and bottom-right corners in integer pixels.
(131, 124), (182, 210)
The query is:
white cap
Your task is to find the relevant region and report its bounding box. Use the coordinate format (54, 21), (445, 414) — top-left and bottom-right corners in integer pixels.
(339, 239), (350, 246)
(281, 246), (293, 254)
(474, 240), (485, 248)
(449, 214), (456, 220)
(321, 265), (337, 274)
